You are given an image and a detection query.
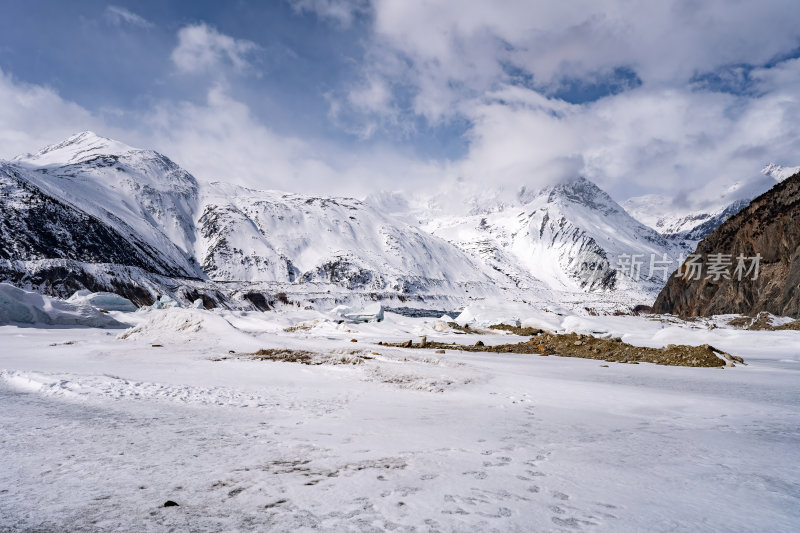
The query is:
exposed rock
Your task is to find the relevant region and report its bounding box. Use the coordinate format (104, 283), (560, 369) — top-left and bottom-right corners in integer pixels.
(242, 292), (272, 311)
(654, 171), (800, 318)
(488, 324), (545, 336)
(384, 332), (734, 368)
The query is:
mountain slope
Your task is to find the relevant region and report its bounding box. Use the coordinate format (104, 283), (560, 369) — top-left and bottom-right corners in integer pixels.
(8, 131), (753, 310)
(3, 132), (510, 306)
(0, 162), (184, 275)
(13, 132), (202, 277)
(0, 161), (204, 305)
(653, 170), (800, 317)
(421, 178), (685, 299)
(195, 182), (501, 293)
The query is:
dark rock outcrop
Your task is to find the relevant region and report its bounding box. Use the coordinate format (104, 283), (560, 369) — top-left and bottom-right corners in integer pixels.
(0, 167), (185, 275)
(653, 171), (800, 317)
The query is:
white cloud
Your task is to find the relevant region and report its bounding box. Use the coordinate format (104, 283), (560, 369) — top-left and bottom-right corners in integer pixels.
(141, 85), (447, 197)
(449, 76), (800, 207)
(2, 59), (798, 210)
(316, 0), (800, 204)
(171, 24), (259, 74)
(318, 0), (800, 134)
(326, 75), (402, 139)
(3, 2), (800, 210)
(0, 69), (110, 158)
(104, 5), (153, 28)
(368, 0), (800, 95)
(0, 70), (439, 199)
(143, 85), (332, 190)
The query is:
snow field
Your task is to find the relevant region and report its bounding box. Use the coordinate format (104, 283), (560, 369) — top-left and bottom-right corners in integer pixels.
(0, 305), (798, 531)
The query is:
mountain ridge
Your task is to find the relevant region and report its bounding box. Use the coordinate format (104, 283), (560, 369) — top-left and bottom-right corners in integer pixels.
(2, 133), (513, 308)
(0, 132), (742, 310)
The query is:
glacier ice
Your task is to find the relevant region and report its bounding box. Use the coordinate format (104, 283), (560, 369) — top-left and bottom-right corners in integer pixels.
(343, 303), (385, 323)
(68, 290), (137, 312)
(0, 283), (124, 327)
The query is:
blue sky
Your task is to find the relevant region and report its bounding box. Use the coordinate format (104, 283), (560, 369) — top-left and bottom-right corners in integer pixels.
(1, 2), (368, 144)
(1, 0), (799, 205)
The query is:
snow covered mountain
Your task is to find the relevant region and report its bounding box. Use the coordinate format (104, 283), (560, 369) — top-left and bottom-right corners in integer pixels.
(2, 132), (506, 307)
(0, 161), (178, 275)
(6, 131), (744, 310)
(195, 181), (500, 293)
(12, 132), (202, 277)
(762, 163), (800, 182)
(419, 178), (684, 300)
(623, 163), (799, 242)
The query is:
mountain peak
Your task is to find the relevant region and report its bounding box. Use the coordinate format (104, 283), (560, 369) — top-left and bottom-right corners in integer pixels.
(521, 176), (621, 216)
(13, 131), (140, 168)
(762, 163), (800, 182)
(65, 130), (105, 143)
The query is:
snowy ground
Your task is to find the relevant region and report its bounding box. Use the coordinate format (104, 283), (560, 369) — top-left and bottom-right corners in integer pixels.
(1, 307), (799, 532)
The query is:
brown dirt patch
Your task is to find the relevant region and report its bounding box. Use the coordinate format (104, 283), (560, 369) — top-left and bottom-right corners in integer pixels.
(383, 332), (739, 367)
(446, 322), (473, 333)
(488, 324), (546, 336)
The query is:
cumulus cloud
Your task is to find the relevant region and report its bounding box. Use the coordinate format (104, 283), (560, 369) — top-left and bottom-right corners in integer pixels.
(171, 23), (260, 74)
(104, 5), (153, 28)
(143, 86), (334, 190)
(449, 75), (800, 207)
(367, 0), (800, 99)
(141, 85), (448, 197)
(317, 0), (800, 203)
(329, 1), (800, 127)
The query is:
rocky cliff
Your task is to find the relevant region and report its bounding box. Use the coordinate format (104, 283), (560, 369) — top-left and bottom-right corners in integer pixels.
(653, 171), (800, 317)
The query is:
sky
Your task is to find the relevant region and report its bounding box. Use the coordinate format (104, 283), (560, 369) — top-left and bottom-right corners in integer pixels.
(1, 0), (800, 207)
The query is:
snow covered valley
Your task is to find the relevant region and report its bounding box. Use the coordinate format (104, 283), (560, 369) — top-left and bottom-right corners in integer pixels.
(1, 306), (799, 532)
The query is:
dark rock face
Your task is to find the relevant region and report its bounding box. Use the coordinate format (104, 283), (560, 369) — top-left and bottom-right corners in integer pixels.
(242, 292), (272, 311)
(653, 172), (800, 317)
(0, 168), (183, 275)
(0, 261), (157, 306)
(0, 166), (204, 304)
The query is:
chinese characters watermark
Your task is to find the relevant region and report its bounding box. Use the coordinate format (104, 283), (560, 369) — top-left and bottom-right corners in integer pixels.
(615, 253), (761, 282)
